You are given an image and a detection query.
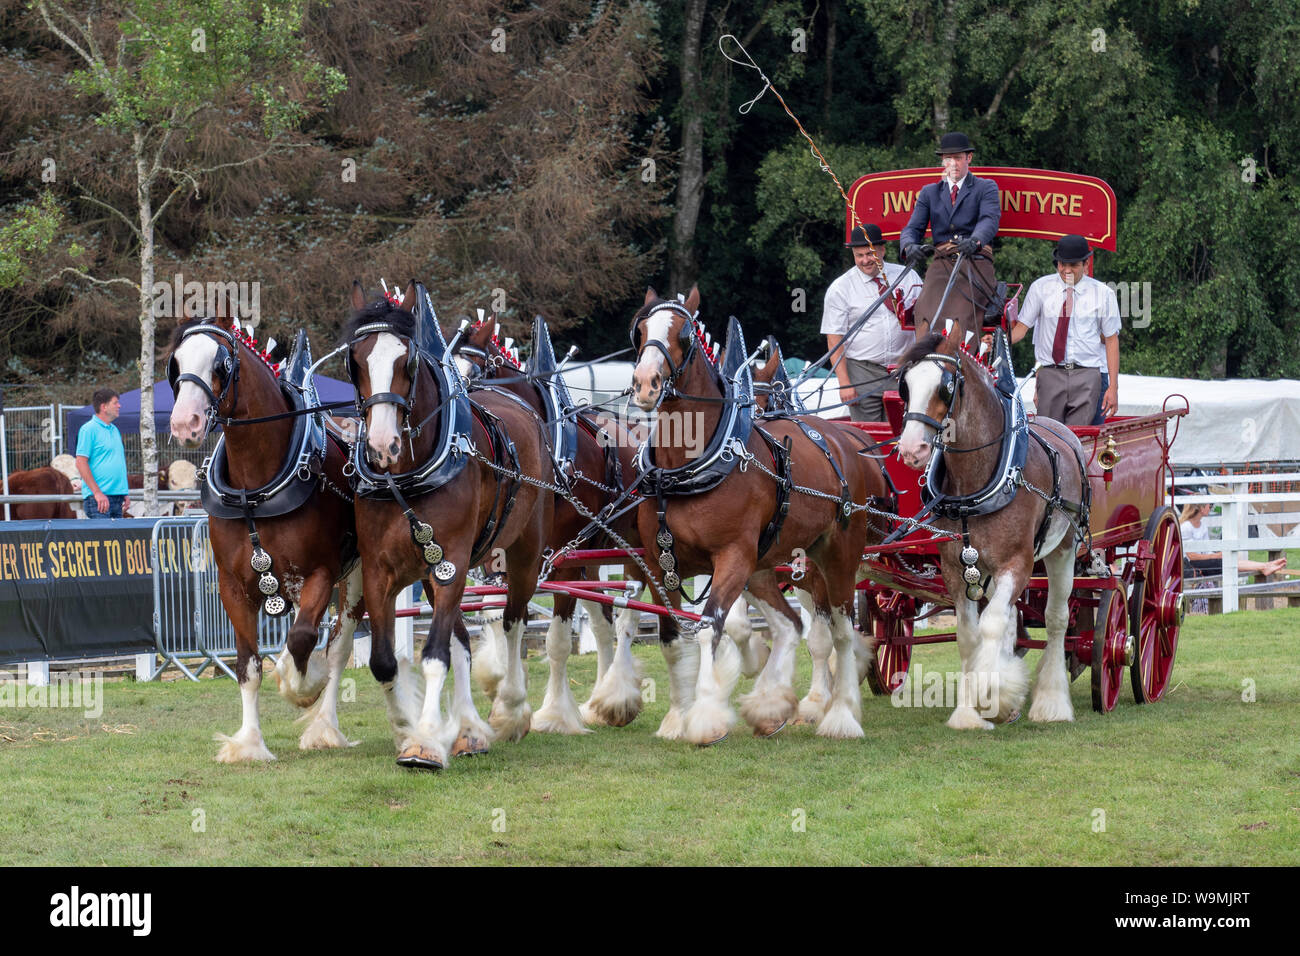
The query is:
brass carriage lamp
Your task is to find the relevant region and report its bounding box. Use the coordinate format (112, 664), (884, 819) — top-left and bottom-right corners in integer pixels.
(1098, 435), (1121, 487)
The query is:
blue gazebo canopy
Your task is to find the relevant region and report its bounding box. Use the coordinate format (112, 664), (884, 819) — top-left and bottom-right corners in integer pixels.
(65, 376), (355, 453)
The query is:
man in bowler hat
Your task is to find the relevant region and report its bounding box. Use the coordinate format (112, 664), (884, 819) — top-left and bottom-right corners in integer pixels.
(820, 222), (923, 421)
(899, 131), (1001, 338)
(1010, 234), (1120, 426)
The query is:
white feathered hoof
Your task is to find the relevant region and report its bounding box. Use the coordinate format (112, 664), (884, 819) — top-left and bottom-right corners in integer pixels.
(794, 694), (829, 726)
(396, 736), (447, 771)
(816, 702), (865, 740)
(532, 700), (592, 735)
(739, 685), (797, 738)
(489, 697), (532, 743)
(683, 698), (733, 747)
(274, 650), (328, 709)
(298, 719), (357, 751)
(587, 663), (645, 727)
(579, 698), (606, 726)
(655, 707), (686, 740)
(471, 637), (505, 699)
(993, 656), (1030, 724)
(214, 730), (276, 763)
(452, 732), (492, 757)
(593, 689), (643, 728)
(946, 706), (995, 731)
(1028, 691), (1074, 723)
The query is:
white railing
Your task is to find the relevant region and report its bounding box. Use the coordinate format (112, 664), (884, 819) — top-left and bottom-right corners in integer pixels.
(1172, 473), (1300, 613)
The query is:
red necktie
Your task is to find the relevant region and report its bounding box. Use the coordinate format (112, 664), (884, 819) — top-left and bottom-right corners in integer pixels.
(1051, 287), (1074, 364)
(873, 276), (898, 315)
(951, 183), (959, 205)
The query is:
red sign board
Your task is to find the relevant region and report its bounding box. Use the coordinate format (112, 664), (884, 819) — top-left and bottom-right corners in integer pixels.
(845, 166), (1117, 251)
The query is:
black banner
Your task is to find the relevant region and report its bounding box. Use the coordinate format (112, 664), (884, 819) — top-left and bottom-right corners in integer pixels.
(0, 519), (184, 663)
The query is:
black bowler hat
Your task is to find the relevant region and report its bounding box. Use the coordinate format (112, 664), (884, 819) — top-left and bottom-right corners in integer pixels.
(1053, 234), (1093, 263)
(846, 223), (885, 247)
(935, 132), (974, 155)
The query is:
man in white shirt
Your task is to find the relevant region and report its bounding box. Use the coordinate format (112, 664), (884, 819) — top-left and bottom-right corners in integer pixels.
(820, 222), (923, 421)
(1010, 234), (1120, 426)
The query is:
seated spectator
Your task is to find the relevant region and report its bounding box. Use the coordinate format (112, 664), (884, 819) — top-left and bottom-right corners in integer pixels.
(1180, 503), (1287, 577)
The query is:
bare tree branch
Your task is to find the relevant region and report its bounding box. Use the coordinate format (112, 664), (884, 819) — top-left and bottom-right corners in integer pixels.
(46, 267), (140, 292)
(153, 141), (305, 212)
(72, 187), (144, 241)
(36, 2), (97, 72)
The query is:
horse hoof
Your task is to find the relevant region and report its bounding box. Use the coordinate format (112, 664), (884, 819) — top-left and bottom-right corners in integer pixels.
(753, 719), (787, 738)
(396, 745), (444, 771)
(452, 734), (489, 757)
(1001, 709), (1021, 725)
(694, 732), (728, 748)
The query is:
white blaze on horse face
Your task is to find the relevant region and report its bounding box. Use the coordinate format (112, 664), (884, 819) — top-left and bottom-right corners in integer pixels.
(896, 361), (944, 470)
(169, 334), (221, 446)
(632, 310), (676, 410)
(455, 355), (473, 379)
(365, 333), (409, 467)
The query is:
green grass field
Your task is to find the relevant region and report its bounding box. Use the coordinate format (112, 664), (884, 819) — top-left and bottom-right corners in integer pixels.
(2, 608), (1298, 866)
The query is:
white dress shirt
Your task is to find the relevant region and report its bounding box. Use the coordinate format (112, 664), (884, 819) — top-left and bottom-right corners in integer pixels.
(820, 261), (924, 364)
(1018, 273), (1121, 368)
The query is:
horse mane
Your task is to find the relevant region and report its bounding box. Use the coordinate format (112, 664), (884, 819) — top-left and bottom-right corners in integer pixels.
(633, 295), (721, 369)
(341, 298), (416, 344)
(167, 316), (280, 378)
(897, 331), (946, 367)
(470, 318), (523, 370)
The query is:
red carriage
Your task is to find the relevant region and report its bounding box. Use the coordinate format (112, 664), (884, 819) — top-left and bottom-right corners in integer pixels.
(843, 166), (1187, 714)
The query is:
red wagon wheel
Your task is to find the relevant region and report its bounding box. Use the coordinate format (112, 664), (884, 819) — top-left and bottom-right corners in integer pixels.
(1129, 506), (1184, 703)
(1090, 586), (1131, 713)
(858, 587), (915, 696)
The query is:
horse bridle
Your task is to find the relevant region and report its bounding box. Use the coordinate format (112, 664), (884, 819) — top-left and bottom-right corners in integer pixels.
(898, 351), (962, 439)
(452, 337), (512, 384)
(168, 323), (240, 429)
(630, 301), (700, 397)
(347, 321), (421, 430)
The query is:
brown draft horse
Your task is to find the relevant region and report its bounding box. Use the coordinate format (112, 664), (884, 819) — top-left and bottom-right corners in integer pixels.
(344, 285), (554, 769)
(894, 326), (1085, 728)
(630, 287), (879, 743)
(168, 305), (363, 762)
(451, 317), (646, 731)
(733, 338), (889, 730)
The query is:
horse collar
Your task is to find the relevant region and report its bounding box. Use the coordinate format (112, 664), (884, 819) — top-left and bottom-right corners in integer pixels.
(920, 385), (1029, 520)
(634, 363), (754, 497)
(348, 347), (475, 500)
(199, 378), (328, 521)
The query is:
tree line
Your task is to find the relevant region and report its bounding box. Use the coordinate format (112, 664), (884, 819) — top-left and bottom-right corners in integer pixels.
(3, 0), (1297, 413)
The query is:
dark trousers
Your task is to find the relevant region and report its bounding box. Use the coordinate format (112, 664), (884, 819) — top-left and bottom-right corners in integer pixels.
(1035, 366), (1102, 427)
(913, 243), (997, 337)
(845, 358), (895, 422)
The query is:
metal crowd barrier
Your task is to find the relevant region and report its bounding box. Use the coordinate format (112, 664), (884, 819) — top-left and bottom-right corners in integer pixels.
(149, 515), (306, 681)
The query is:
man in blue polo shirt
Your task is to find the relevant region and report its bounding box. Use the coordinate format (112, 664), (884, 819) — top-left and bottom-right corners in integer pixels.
(76, 388), (129, 519)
